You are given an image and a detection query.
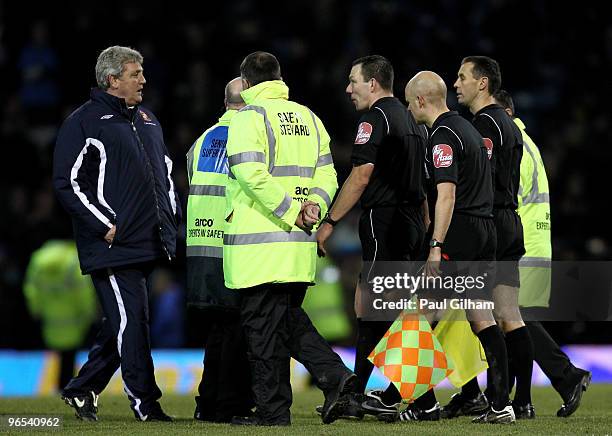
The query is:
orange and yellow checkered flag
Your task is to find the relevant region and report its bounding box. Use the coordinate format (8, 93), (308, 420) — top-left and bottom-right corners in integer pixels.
(368, 311), (454, 402)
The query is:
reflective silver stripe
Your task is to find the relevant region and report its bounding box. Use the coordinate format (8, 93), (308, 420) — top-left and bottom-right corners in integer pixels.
(271, 165), (315, 178)
(189, 184), (226, 196)
(224, 231), (316, 245)
(307, 109), (321, 158)
(309, 187), (332, 208)
(519, 256), (551, 268)
(273, 193), (293, 218)
(521, 141), (549, 205)
(240, 105), (276, 172)
(316, 153), (333, 167)
(523, 193), (549, 204)
(186, 245), (223, 258)
(228, 170), (236, 179)
(228, 151), (266, 167)
(186, 142), (196, 183)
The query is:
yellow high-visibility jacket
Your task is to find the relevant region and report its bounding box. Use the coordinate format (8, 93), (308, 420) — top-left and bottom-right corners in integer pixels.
(516, 117), (552, 307)
(223, 80), (338, 289)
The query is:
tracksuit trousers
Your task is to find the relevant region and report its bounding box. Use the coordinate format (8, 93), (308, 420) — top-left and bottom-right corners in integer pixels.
(62, 262), (161, 420)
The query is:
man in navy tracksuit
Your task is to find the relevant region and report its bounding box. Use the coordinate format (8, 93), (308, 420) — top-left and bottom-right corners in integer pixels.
(52, 46), (180, 422)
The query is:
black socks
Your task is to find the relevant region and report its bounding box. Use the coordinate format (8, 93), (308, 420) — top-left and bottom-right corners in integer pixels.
(461, 377), (482, 399)
(477, 325), (509, 410)
(505, 326), (534, 406)
(354, 319), (391, 393)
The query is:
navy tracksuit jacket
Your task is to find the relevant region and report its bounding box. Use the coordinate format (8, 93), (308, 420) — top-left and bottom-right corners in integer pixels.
(53, 88), (180, 419)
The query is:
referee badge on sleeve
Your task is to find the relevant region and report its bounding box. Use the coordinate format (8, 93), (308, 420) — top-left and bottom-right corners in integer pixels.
(483, 138), (494, 160)
(433, 144), (453, 168)
(355, 122), (373, 144)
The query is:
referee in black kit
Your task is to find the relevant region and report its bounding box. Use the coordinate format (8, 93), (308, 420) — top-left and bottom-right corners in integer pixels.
(316, 55), (427, 420)
(449, 56), (535, 420)
(404, 71), (515, 424)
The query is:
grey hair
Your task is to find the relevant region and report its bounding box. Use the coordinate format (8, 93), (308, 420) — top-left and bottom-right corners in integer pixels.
(95, 46), (143, 90)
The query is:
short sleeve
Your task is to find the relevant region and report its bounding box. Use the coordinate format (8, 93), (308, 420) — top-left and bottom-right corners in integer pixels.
(351, 110), (386, 165)
(429, 129), (460, 185)
(473, 114), (500, 161)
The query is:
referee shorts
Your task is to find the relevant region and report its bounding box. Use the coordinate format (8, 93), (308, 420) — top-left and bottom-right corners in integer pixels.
(494, 208), (526, 287)
(420, 213), (496, 301)
(358, 205), (425, 282)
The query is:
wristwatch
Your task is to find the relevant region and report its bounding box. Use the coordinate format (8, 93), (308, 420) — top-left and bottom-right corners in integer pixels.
(429, 239), (444, 248)
(322, 211), (339, 227)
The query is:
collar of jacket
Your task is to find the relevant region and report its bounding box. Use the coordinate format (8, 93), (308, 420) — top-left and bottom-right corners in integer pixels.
(513, 117), (526, 131)
(219, 109), (238, 124)
(90, 87), (137, 120)
(240, 80), (289, 105)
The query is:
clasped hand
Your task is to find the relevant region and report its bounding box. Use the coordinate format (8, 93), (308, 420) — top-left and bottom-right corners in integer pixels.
(295, 201), (320, 233)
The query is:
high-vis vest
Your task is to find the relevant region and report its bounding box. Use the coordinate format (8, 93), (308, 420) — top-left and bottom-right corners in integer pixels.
(223, 80), (338, 289)
(23, 240), (97, 350)
(186, 109), (240, 309)
(515, 118), (551, 307)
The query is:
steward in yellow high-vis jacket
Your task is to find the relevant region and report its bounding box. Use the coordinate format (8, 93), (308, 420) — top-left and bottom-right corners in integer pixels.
(24, 240), (97, 390)
(515, 115), (552, 308)
(224, 52), (354, 427)
(494, 90), (590, 418)
(186, 78), (253, 423)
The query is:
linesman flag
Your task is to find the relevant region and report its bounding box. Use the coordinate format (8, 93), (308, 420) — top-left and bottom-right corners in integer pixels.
(368, 312), (454, 402)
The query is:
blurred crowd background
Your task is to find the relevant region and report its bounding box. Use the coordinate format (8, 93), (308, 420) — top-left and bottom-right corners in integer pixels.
(0, 1), (609, 351)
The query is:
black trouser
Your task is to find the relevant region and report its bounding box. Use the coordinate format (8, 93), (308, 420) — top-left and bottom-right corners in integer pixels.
(59, 349), (77, 391)
(62, 262), (161, 419)
(240, 283), (349, 424)
(524, 321), (583, 399)
(196, 310), (253, 422)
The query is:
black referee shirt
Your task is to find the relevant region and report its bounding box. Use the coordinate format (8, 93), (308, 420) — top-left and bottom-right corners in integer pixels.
(351, 96), (426, 209)
(473, 104), (523, 210)
(425, 111), (494, 219)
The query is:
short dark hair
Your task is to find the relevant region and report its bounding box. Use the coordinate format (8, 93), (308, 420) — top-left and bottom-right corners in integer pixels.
(352, 55), (394, 91)
(240, 51), (282, 86)
(461, 56), (501, 95)
(493, 89), (515, 116)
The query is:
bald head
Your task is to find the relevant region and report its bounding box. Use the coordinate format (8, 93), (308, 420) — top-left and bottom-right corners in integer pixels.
(404, 71), (449, 127)
(225, 77), (245, 110)
(405, 71), (447, 106)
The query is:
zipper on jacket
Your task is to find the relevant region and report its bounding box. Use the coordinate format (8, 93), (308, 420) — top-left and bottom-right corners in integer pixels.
(131, 120), (172, 261)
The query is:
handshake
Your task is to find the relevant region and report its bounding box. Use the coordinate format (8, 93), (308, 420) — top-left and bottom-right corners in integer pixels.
(295, 200), (321, 233)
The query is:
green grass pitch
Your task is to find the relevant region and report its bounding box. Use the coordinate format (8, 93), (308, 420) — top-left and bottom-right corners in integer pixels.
(1, 385), (611, 435)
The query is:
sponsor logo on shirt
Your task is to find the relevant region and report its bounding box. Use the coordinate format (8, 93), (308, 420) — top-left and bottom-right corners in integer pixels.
(355, 122), (373, 144)
(483, 137), (493, 160)
(433, 144), (453, 168)
(100, 114), (114, 120)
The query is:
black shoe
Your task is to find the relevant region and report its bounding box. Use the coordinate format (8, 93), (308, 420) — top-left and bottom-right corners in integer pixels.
(62, 391), (98, 422)
(230, 415), (290, 426)
(316, 393), (365, 420)
(441, 392), (489, 418)
(321, 372), (356, 424)
(557, 371), (591, 418)
(512, 402), (535, 419)
(361, 390), (400, 421)
(140, 402), (173, 422)
(399, 402), (441, 422)
(472, 405), (515, 424)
